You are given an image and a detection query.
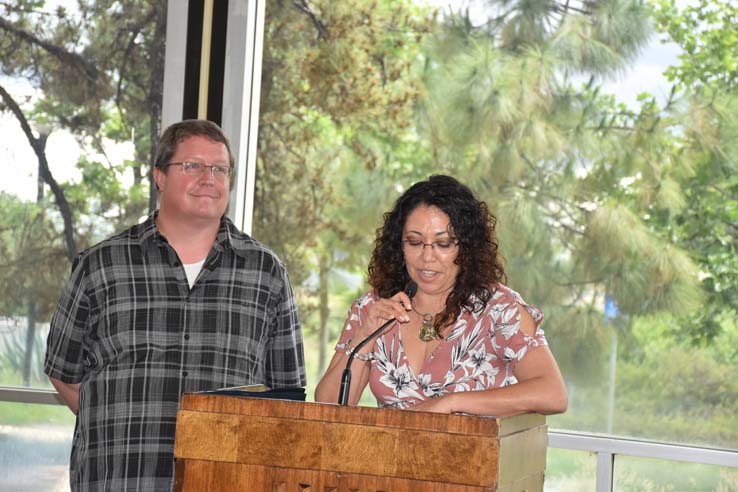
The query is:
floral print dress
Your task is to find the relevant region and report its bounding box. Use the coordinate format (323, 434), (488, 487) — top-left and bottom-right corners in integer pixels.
(335, 284), (548, 409)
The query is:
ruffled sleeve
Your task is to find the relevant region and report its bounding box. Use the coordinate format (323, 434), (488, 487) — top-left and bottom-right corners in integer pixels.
(488, 286), (548, 368)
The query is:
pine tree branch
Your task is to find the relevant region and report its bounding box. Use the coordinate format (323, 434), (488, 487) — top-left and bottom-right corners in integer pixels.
(266, 123), (309, 163)
(555, 0), (571, 31)
(545, 212), (586, 237)
(292, 0), (327, 40)
(558, 278), (606, 289)
(115, 8), (157, 126)
(116, 26), (145, 122)
(552, 1), (590, 17)
(512, 177), (589, 242)
(586, 124), (637, 132)
(0, 244), (60, 270)
(0, 16), (100, 85)
(708, 184), (737, 200)
(0, 2), (56, 17)
(145, 1), (167, 213)
(519, 152), (558, 183)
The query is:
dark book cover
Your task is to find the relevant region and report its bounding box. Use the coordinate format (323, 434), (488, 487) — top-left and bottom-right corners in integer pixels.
(198, 384), (306, 402)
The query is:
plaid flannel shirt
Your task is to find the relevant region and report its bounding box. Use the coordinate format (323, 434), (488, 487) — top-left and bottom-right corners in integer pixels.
(44, 213), (305, 491)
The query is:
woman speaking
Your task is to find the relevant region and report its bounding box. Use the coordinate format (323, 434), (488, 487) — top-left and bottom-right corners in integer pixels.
(315, 175), (567, 417)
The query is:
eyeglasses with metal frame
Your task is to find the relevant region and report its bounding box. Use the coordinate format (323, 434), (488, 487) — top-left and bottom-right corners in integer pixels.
(167, 162), (233, 181)
(401, 238), (459, 254)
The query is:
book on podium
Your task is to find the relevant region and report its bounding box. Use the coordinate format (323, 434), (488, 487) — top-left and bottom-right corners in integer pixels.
(197, 384), (306, 402)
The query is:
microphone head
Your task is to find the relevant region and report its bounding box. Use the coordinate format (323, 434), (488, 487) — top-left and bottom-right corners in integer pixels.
(404, 281), (418, 299)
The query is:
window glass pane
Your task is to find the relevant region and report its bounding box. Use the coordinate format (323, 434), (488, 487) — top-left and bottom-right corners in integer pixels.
(614, 456), (738, 492)
(0, 402), (74, 492)
(0, 321), (53, 388)
(254, 1), (434, 401)
(253, 0), (738, 453)
(545, 448), (597, 492)
(0, 2), (166, 391)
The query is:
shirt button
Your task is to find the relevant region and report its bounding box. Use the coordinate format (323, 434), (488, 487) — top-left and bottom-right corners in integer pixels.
(184, 334), (190, 341)
(182, 371), (188, 377)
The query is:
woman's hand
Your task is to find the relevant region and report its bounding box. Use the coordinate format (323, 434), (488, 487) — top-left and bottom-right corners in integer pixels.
(315, 291), (414, 406)
(354, 292), (413, 340)
(406, 394), (456, 414)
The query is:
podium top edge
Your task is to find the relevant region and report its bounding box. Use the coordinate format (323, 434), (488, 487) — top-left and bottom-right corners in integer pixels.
(179, 393), (545, 437)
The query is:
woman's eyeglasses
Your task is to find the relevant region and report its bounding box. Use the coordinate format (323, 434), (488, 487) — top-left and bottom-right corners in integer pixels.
(401, 238), (459, 254)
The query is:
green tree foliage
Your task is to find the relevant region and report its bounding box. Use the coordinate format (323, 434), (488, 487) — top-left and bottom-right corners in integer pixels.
(0, 0), (165, 274)
(259, 4), (737, 445)
(653, 0), (738, 91)
(0, 193), (71, 386)
(254, 0), (434, 372)
(0, 0), (164, 386)
(256, 0), (432, 274)
(0, 194), (68, 320)
(0, 0), (165, 229)
(407, 1), (738, 446)
(650, 0), (738, 343)
(416, 1), (704, 389)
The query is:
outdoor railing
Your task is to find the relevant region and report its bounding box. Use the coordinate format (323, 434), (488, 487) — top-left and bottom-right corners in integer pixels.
(548, 431), (738, 492)
(2, 386), (737, 492)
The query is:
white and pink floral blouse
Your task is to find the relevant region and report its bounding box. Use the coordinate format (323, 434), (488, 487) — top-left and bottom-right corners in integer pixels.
(334, 284), (548, 409)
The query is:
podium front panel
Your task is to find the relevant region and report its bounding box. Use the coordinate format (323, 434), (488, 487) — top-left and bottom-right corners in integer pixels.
(174, 394), (547, 491)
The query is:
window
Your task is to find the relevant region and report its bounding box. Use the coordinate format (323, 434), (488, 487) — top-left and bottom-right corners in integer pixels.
(252, 0), (738, 456)
(2, 1), (736, 491)
(0, 2), (166, 489)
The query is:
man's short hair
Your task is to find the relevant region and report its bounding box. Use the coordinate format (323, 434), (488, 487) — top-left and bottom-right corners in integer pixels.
(154, 119), (235, 171)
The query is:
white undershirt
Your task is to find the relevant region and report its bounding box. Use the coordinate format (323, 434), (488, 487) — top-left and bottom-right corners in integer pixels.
(183, 259), (206, 288)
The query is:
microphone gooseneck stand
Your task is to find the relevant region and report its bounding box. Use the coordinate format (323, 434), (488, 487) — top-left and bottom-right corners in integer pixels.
(337, 281), (417, 405)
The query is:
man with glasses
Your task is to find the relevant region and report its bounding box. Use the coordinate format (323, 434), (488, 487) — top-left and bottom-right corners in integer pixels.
(44, 119), (306, 491)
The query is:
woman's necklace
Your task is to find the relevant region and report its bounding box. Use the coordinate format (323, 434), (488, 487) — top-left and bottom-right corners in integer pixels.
(412, 301), (439, 342)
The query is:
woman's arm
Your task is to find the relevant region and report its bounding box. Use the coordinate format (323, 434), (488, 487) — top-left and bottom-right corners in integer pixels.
(314, 291), (412, 405)
(314, 348), (373, 405)
(409, 305), (568, 417)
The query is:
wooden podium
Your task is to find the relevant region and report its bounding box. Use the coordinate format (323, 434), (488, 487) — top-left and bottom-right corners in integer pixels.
(173, 394), (548, 491)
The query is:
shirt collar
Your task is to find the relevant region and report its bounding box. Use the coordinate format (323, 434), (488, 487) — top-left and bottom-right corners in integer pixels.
(138, 211), (162, 252)
(138, 211), (241, 256)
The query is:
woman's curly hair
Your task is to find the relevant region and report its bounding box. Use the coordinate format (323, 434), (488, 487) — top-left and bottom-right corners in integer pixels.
(367, 175), (506, 337)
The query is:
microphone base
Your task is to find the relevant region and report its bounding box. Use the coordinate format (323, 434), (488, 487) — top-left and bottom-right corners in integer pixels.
(337, 368), (352, 405)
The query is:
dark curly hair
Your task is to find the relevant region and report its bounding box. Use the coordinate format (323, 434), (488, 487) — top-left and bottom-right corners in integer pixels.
(367, 175), (506, 337)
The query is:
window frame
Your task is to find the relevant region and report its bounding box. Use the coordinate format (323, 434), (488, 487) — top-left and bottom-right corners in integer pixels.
(2, 3), (737, 491)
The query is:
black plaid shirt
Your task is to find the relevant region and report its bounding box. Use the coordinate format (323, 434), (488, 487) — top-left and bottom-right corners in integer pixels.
(44, 213), (306, 491)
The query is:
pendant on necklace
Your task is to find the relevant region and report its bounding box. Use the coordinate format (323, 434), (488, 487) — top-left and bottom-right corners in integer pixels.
(418, 314), (436, 342)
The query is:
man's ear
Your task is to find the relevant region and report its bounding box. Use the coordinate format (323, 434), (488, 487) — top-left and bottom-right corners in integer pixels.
(153, 166), (165, 193)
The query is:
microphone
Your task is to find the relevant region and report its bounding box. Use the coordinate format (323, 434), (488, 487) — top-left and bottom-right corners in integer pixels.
(337, 281), (418, 405)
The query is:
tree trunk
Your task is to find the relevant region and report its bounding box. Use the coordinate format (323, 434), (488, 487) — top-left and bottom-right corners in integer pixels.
(318, 255), (330, 375)
(23, 148), (46, 386)
(147, 1), (167, 214)
(24, 302), (37, 386)
(0, 84), (78, 262)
